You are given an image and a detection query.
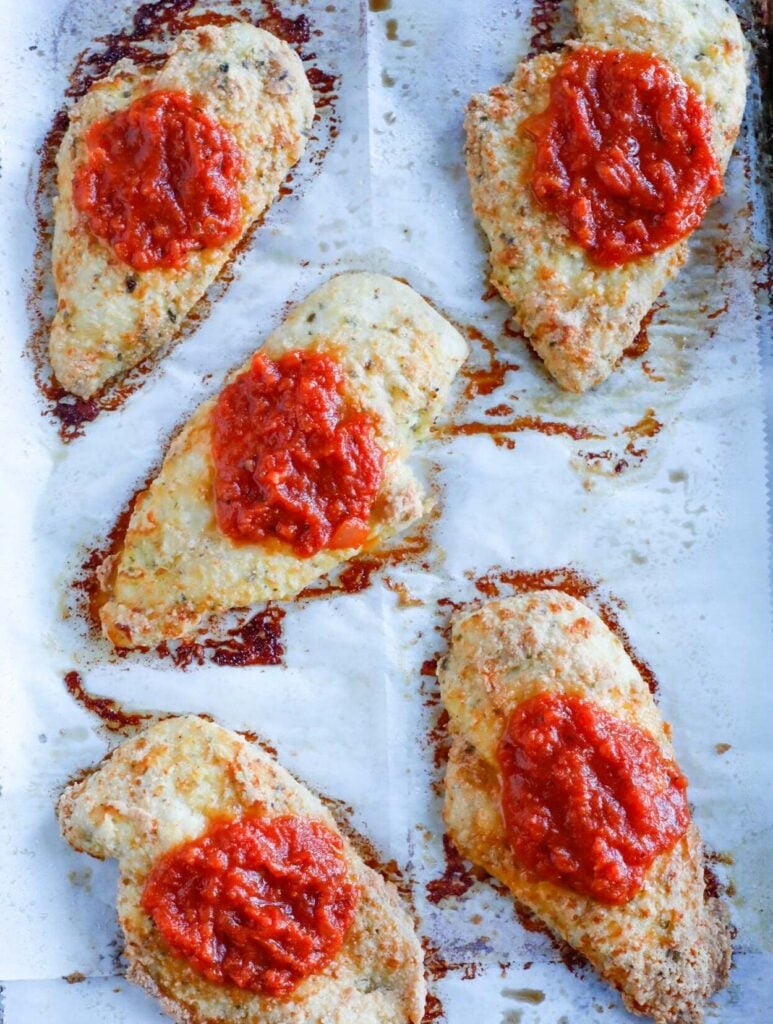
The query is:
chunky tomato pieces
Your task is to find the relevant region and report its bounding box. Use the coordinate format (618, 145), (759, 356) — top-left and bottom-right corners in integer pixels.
(141, 815), (359, 996)
(523, 47), (722, 266)
(497, 693), (690, 904)
(212, 350), (385, 557)
(73, 89), (243, 271)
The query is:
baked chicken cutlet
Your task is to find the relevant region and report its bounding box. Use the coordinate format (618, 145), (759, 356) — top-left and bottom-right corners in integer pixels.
(98, 272), (467, 648)
(465, 0), (748, 391)
(50, 22), (314, 398)
(438, 591), (732, 1023)
(58, 716), (425, 1024)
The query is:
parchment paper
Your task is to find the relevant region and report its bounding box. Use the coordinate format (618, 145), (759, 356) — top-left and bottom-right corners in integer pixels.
(0, 0), (771, 1021)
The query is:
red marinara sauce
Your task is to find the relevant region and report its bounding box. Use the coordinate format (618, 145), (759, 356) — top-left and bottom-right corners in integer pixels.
(141, 815), (359, 996)
(497, 693), (690, 904)
(73, 90), (243, 271)
(212, 350), (385, 557)
(523, 47), (722, 266)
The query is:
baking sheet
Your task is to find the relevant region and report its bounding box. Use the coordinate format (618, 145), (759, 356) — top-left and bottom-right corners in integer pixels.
(0, 0), (772, 1021)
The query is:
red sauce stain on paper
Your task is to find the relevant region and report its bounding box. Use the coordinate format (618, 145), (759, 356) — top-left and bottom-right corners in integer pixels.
(461, 326), (521, 400)
(426, 834), (485, 905)
(440, 415), (601, 452)
(63, 670), (151, 733)
(529, 0), (565, 55)
(157, 606), (286, 669)
(298, 520), (434, 602)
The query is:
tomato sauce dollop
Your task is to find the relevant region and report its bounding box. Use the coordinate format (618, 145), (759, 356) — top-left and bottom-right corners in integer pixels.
(141, 815), (359, 996)
(497, 693), (690, 904)
(212, 350), (385, 557)
(73, 90), (243, 271)
(523, 47), (722, 266)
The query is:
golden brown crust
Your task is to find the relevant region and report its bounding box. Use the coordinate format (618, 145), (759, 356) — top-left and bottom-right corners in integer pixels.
(50, 23), (315, 398)
(465, 0), (748, 392)
(98, 272), (467, 648)
(58, 716), (426, 1024)
(438, 592), (732, 1023)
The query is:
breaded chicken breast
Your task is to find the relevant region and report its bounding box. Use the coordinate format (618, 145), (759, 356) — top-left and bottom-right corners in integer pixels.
(58, 716), (425, 1024)
(465, 0), (747, 391)
(50, 22), (314, 398)
(99, 272), (467, 648)
(438, 592), (731, 1023)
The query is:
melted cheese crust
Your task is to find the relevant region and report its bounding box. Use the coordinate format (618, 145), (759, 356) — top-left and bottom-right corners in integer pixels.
(438, 592), (732, 1024)
(50, 23), (314, 398)
(465, 0), (748, 392)
(58, 716), (425, 1024)
(99, 272), (467, 647)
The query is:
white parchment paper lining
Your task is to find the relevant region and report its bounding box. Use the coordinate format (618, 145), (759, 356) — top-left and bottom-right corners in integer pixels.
(0, 1), (771, 1021)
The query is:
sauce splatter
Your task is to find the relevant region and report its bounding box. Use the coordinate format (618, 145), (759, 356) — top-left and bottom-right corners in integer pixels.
(72, 482), (150, 634)
(622, 302), (665, 364)
(437, 415), (601, 451)
(704, 849), (736, 904)
(64, 670), (151, 732)
(238, 729), (278, 759)
(422, 992), (446, 1023)
(623, 326), (650, 361)
(624, 409), (662, 459)
(424, 940), (482, 982)
(529, 0), (565, 56)
(574, 408), (664, 477)
(444, 318), (602, 450)
(426, 835), (483, 904)
(503, 988), (545, 1004)
(511, 901), (591, 975)
(461, 326), (520, 400)
(298, 521), (434, 601)
(157, 606), (286, 668)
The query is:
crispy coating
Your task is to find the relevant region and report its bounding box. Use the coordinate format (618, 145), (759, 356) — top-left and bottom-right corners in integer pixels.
(50, 23), (314, 398)
(58, 716), (425, 1024)
(465, 0), (748, 391)
(438, 592), (732, 1024)
(99, 272), (467, 647)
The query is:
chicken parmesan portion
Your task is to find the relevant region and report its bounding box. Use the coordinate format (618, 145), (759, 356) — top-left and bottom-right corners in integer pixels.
(58, 716), (426, 1024)
(465, 0), (747, 391)
(438, 592), (732, 1023)
(98, 273), (467, 648)
(49, 22), (314, 399)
